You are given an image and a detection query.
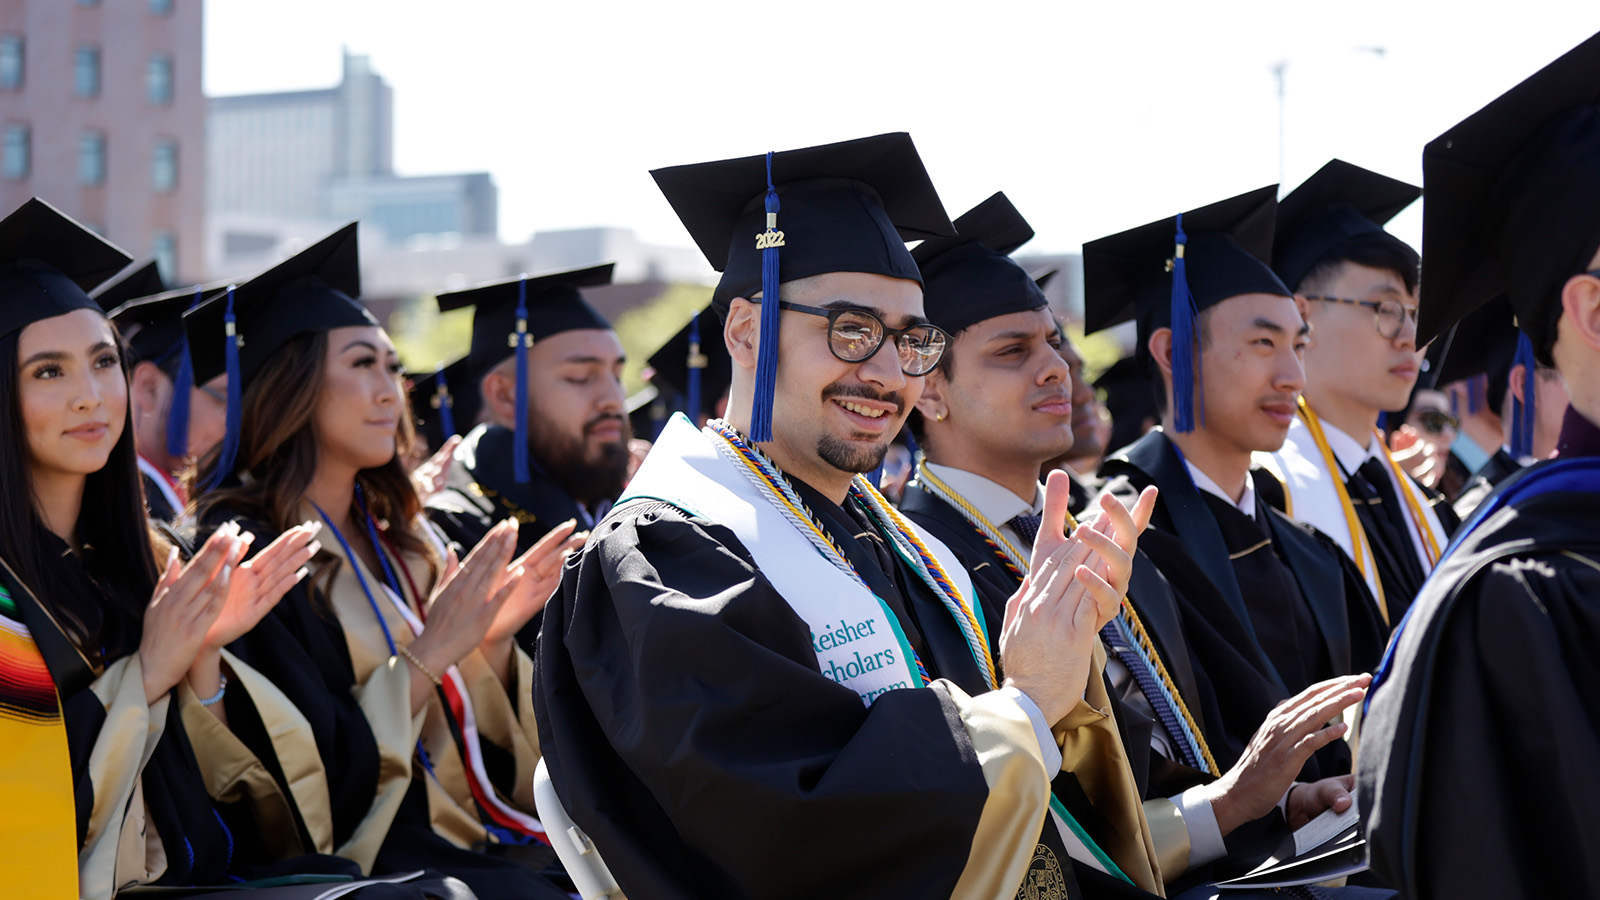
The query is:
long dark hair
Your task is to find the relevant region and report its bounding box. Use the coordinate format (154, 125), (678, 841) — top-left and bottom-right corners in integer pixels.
(190, 330), (435, 588)
(0, 324), (161, 665)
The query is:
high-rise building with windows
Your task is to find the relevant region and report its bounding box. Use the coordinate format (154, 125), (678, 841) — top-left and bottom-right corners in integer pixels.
(0, 0), (204, 281)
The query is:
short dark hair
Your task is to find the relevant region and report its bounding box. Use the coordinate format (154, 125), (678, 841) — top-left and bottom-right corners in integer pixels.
(1148, 305), (1217, 419)
(1295, 231), (1420, 296)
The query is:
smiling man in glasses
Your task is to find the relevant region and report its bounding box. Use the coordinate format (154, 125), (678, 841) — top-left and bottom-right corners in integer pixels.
(536, 134), (1165, 900)
(92, 261), (229, 522)
(1256, 160), (1456, 629)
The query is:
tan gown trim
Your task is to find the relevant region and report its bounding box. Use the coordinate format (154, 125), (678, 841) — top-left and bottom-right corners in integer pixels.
(1141, 797), (1192, 881)
(219, 649), (334, 853)
(1055, 640), (1164, 896)
(80, 656), (168, 900)
(945, 683), (1051, 900)
(178, 656), (310, 861)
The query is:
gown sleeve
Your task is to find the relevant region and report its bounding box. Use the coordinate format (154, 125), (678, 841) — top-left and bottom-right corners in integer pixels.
(1406, 555), (1600, 900)
(538, 505), (1059, 900)
(67, 654), (169, 900)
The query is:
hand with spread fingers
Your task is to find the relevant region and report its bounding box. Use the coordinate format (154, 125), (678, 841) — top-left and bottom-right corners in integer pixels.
(139, 523), (246, 705)
(999, 474), (1159, 725)
(411, 435), (462, 503)
(1202, 673), (1371, 836)
(481, 519), (587, 648)
(403, 519), (519, 705)
(203, 521), (322, 651)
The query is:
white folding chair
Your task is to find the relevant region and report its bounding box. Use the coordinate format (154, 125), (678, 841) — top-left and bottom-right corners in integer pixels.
(534, 757), (626, 900)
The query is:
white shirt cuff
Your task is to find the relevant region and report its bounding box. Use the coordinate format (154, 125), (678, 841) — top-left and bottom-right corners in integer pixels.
(1000, 686), (1063, 775)
(1174, 786), (1227, 867)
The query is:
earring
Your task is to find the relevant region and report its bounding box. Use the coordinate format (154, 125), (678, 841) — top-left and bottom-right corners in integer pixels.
(934, 412), (946, 422)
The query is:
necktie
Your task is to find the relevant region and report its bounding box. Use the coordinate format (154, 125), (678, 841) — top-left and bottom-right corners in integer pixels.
(1346, 456), (1426, 598)
(1008, 513), (1042, 546)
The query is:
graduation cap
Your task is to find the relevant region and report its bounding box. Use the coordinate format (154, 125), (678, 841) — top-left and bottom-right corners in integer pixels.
(0, 198), (132, 339)
(911, 191), (1048, 335)
(102, 272), (228, 461)
(1273, 159), (1421, 292)
(651, 132), (954, 441)
(646, 305), (731, 425)
(1418, 29), (1600, 358)
(1094, 355), (1159, 458)
(434, 262), (615, 483)
(1427, 293), (1540, 456)
(183, 222), (375, 488)
(92, 260), (167, 319)
(407, 356), (479, 452)
(1082, 185), (1290, 432)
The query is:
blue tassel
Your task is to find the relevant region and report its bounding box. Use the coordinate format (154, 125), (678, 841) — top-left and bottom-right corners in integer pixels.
(1449, 386), (1459, 418)
(901, 427), (920, 458)
(750, 150), (782, 443)
(686, 311), (704, 425)
(1467, 376), (1482, 414)
(1168, 214), (1202, 433)
(513, 275), (531, 484)
(1376, 411), (1388, 432)
(433, 362), (456, 438)
(1510, 331), (1537, 458)
(164, 286), (202, 460)
(202, 286), (243, 490)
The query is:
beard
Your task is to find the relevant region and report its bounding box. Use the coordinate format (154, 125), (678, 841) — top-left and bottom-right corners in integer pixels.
(527, 409), (632, 505)
(814, 382), (904, 474)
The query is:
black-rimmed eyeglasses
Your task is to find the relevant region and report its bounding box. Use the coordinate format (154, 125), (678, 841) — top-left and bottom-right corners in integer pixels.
(770, 300), (949, 376)
(1303, 295), (1419, 341)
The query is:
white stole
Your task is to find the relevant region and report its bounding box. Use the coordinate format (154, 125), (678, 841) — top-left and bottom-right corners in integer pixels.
(620, 415), (978, 706)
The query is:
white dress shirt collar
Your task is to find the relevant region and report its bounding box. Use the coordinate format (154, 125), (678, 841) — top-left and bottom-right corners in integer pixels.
(922, 462), (1043, 526)
(1318, 417), (1385, 475)
(1185, 461), (1256, 520)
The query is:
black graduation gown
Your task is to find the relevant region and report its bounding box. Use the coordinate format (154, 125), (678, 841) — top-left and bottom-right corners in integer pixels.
(1358, 417), (1600, 899)
(1449, 447), (1523, 520)
(536, 473), (1159, 900)
(1098, 431), (1383, 776)
(200, 508), (565, 900)
(141, 470), (180, 523)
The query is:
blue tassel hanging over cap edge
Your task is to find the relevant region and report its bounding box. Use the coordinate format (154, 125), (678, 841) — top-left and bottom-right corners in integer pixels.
(1169, 214), (1202, 434)
(513, 274), (531, 483)
(750, 151), (783, 443)
(202, 285), (243, 491)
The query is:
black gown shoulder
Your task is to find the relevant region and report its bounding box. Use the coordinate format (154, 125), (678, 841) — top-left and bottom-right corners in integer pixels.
(1359, 471), (1600, 900)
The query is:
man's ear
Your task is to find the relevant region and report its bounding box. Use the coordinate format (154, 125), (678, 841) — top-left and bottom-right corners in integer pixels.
(1147, 328), (1174, 378)
(481, 369), (516, 424)
(1561, 270), (1600, 354)
(914, 368), (948, 421)
(1508, 364), (1529, 406)
(1292, 293), (1312, 323)
(129, 360), (165, 414)
(725, 297), (759, 369)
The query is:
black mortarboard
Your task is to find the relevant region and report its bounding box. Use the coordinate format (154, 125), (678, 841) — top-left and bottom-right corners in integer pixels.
(93, 260), (167, 320)
(1419, 29), (1600, 360)
(103, 274), (226, 462)
(183, 223), (374, 487)
(1095, 355), (1159, 457)
(1428, 293), (1541, 456)
(651, 132), (953, 441)
(646, 305), (731, 425)
(911, 192), (1048, 335)
(184, 223), (371, 384)
(435, 262), (614, 483)
(1273, 159), (1421, 292)
(1082, 186), (1290, 432)
(407, 356), (479, 453)
(0, 198), (132, 339)
(434, 262), (614, 378)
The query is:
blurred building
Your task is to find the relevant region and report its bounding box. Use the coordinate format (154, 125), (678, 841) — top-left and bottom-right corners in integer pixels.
(208, 50), (497, 250)
(0, 0), (206, 281)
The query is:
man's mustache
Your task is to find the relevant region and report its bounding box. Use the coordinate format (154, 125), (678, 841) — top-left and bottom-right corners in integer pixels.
(822, 383), (906, 417)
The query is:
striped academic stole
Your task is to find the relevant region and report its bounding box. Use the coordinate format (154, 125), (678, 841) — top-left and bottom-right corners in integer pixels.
(0, 570), (82, 897)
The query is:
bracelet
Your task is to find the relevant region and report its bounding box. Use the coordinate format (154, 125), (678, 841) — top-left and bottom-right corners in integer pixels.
(198, 674), (228, 707)
(398, 644), (443, 687)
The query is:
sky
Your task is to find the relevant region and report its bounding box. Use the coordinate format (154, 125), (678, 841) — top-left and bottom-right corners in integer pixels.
(205, 0), (1600, 259)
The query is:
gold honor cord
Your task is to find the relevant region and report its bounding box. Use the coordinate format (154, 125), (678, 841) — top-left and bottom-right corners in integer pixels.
(912, 460), (1220, 777)
(1295, 399), (1391, 626)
